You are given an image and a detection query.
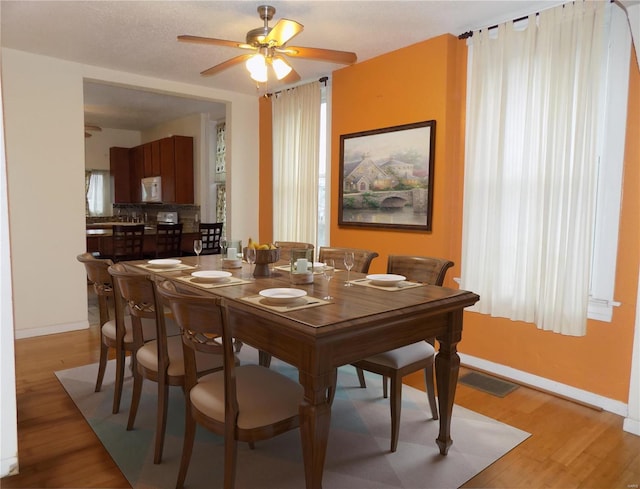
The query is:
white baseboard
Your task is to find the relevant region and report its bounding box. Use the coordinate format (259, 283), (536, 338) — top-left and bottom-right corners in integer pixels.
(14, 320), (89, 340)
(459, 353), (629, 418)
(1, 455), (19, 478)
(623, 417), (640, 436)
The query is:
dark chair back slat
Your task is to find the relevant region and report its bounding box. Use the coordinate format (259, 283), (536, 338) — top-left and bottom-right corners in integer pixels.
(155, 223), (183, 258)
(112, 224), (145, 262)
(199, 222), (224, 255)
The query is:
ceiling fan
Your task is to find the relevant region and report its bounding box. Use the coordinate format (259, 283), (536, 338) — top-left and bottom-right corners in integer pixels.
(178, 4), (357, 84)
(84, 124), (102, 138)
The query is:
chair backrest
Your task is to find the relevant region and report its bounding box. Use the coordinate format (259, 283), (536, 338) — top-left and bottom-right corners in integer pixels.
(318, 246), (379, 273)
(108, 263), (159, 348)
(155, 222), (183, 258)
(387, 255), (454, 286)
(77, 252), (114, 326)
(112, 224), (145, 262)
(274, 241), (315, 263)
(199, 222), (224, 255)
(154, 280), (232, 397)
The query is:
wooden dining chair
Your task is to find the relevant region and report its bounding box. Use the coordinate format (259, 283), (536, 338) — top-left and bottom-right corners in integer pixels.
(155, 222), (183, 258)
(199, 222), (224, 255)
(155, 280), (303, 489)
(274, 240), (315, 263)
(351, 254), (454, 452)
(112, 223), (145, 262)
(109, 264), (226, 465)
(317, 246), (379, 274)
(76, 253), (114, 393)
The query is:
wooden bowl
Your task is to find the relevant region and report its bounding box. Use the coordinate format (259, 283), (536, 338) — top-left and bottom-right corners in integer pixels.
(245, 247), (281, 277)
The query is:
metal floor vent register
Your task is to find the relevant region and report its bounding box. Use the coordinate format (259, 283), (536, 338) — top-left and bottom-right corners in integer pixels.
(459, 371), (519, 398)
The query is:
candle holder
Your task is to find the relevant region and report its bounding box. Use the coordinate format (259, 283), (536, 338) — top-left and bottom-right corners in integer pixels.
(249, 247), (280, 277)
(290, 248), (314, 284)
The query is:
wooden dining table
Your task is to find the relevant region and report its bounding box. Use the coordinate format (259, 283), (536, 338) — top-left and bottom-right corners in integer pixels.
(124, 255), (479, 489)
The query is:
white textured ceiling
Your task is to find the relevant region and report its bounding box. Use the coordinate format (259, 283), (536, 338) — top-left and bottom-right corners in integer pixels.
(1, 0), (569, 130)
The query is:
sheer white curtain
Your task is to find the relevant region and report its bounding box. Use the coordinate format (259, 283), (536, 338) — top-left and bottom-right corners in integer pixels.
(86, 170), (111, 216)
(272, 81), (321, 245)
(461, 1), (606, 336)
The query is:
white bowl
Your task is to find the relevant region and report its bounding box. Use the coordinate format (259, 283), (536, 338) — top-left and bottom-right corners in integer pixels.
(191, 270), (232, 283)
(366, 274), (406, 286)
(259, 288), (307, 305)
(147, 259), (182, 268)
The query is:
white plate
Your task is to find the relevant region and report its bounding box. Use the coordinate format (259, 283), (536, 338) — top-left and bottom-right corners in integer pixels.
(147, 259), (182, 268)
(191, 270), (232, 283)
(259, 288), (307, 305)
(312, 262), (325, 269)
(366, 274), (406, 286)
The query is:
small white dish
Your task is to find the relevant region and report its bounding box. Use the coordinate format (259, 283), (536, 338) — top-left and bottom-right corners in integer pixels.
(147, 259), (182, 268)
(366, 274), (406, 286)
(191, 270), (232, 283)
(221, 258), (242, 269)
(259, 288), (307, 305)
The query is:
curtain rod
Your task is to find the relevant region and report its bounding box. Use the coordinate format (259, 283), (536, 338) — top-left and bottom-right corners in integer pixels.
(458, 0), (615, 39)
(265, 76), (328, 98)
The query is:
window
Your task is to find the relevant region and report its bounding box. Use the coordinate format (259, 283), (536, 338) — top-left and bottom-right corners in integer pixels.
(86, 170), (111, 216)
(461, 2), (630, 335)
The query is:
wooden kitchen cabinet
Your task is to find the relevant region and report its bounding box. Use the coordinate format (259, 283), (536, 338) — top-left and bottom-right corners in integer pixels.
(110, 147), (131, 203)
(143, 140), (161, 177)
(109, 135), (193, 204)
(160, 136), (194, 204)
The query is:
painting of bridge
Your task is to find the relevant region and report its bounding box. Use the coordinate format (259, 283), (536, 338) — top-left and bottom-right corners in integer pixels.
(338, 120), (436, 231)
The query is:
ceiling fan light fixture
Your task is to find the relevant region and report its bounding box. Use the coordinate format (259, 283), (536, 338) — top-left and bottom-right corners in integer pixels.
(271, 56), (292, 80)
(246, 53), (268, 82)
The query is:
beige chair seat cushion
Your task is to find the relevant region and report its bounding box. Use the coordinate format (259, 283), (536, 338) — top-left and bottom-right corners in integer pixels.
(364, 342), (435, 369)
(190, 364), (303, 430)
(101, 315), (157, 344)
(136, 335), (224, 377)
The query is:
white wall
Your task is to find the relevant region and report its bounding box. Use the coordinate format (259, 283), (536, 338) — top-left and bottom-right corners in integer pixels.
(84, 127), (141, 171)
(2, 49), (259, 338)
(3, 49), (89, 339)
(1, 48), (18, 478)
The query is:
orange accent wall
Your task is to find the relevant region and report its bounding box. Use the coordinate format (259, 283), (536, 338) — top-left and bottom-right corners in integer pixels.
(260, 35), (639, 402)
(258, 96), (273, 243)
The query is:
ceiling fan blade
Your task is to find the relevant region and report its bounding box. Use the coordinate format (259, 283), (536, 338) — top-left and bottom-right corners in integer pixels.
(84, 124), (102, 132)
(264, 19), (303, 46)
(200, 54), (254, 77)
(178, 35), (249, 50)
(283, 45), (357, 65)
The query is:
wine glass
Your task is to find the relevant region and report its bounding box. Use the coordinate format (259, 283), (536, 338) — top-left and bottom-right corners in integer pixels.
(344, 252), (355, 286)
(322, 259), (335, 300)
(245, 247), (256, 279)
(193, 239), (203, 268)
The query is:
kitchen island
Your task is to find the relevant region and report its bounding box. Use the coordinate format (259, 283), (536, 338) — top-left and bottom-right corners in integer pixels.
(86, 223), (201, 257)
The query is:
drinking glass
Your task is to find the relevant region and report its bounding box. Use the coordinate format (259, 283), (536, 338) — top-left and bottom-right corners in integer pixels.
(193, 239), (203, 268)
(344, 251), (355, 286)
(245, 247), (256, 279)
(322, 259), (335, 300)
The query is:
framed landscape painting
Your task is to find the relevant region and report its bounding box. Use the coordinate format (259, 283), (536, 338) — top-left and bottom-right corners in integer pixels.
(338, 120), (436, 231)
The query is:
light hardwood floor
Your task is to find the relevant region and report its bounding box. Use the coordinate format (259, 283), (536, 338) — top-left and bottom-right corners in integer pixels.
(2, 292), (639, 488)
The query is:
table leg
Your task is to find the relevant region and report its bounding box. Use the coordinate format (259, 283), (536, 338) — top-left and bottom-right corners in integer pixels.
(435, 310), (463, 455)
(298, 370), (333, 489)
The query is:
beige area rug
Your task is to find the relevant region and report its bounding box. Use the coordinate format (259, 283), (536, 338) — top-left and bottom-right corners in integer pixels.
(56, 347), (530, 489)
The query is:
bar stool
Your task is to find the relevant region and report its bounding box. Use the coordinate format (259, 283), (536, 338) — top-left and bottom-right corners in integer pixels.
(155, 222), (183, 258)
(199, 222), (224, 255)
(112, 224), (145, 262)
